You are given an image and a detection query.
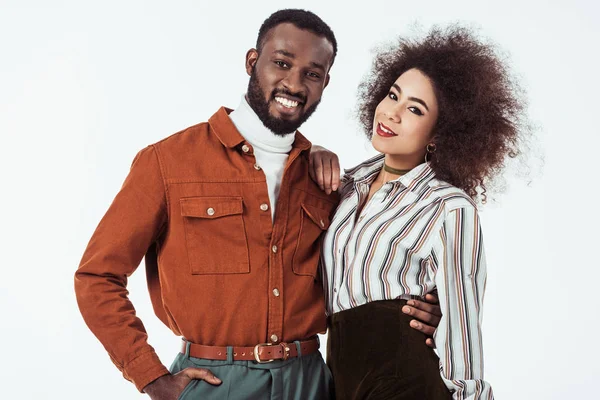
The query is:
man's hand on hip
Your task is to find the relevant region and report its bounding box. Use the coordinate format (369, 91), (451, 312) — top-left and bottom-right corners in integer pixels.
(144, 368), (221, 400)
(402, 293), (443, 348)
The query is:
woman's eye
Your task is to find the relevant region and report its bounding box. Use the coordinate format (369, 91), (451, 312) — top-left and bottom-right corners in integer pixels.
(409, 106), (423, 116)
(388, 92), (398, 101)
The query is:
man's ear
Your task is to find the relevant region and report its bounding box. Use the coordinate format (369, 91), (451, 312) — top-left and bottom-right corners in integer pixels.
(245, 48), (259, 76)
(324, 73), (330, 89)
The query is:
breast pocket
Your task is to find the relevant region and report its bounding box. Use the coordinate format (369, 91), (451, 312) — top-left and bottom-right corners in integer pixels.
(292, 203), (331, 278)
(180, 196), (250, 274)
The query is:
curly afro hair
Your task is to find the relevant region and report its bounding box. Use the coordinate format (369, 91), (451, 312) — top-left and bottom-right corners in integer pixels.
(357, 25), (529, 201)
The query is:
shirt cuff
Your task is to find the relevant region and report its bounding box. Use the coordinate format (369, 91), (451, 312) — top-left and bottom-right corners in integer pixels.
(122, 350), (170, 392)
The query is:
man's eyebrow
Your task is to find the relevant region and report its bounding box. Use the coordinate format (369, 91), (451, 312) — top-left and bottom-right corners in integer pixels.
(309, 61), (326, 71)
(273, 50), (326, 72)
(274, 49), (295, 58)
(392, 83), (430, 111)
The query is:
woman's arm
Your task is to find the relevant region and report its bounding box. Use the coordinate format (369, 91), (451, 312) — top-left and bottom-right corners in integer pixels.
(432, 206), (494, 400)
(309, 144), (341, 194)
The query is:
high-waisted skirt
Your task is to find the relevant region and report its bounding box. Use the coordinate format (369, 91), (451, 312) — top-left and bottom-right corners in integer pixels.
(327, 299), (452, 400)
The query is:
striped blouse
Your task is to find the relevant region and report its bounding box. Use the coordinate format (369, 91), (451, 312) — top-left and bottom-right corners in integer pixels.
(321, 154), (493, 400)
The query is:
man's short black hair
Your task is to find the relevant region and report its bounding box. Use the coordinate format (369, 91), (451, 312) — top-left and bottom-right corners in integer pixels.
(256, 9), (338, 66)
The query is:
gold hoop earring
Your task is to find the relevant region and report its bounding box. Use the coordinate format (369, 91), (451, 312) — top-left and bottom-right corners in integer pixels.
(425, 143), (436, 163)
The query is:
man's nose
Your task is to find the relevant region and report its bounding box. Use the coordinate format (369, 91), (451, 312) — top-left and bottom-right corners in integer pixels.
(282, 70), (304, 95)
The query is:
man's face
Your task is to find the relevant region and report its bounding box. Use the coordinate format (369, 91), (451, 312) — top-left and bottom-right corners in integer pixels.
(245, 23), (334, 135)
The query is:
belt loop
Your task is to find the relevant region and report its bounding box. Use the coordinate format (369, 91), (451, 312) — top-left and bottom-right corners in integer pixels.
(184, 340), (192, 359)
(294, 340), (302, 357)
(226, 346), (234, 364)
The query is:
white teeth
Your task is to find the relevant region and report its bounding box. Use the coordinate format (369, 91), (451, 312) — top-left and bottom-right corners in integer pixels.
(275, 96), (299, 108)
(379, 123), (396, 135)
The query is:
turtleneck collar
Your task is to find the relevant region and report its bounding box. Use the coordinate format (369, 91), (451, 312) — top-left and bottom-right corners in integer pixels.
(228, 95), (295, 154)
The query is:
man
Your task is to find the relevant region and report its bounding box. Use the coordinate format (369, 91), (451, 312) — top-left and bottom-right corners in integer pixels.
(75, 9), (441, 400)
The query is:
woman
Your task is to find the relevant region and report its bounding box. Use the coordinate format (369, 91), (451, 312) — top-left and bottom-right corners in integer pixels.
(318, 26), (528, 399)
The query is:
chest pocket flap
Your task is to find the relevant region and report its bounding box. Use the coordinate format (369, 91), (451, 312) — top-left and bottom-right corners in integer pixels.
(292, 203), (331, 278)
(180, 196), (249, 275)
(180, 197), (243, 219)
(301, 203), (331, 231)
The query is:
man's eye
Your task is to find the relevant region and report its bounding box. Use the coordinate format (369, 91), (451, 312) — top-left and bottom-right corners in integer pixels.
(307, 72), (320, 79)
(275, 61), (289, 68)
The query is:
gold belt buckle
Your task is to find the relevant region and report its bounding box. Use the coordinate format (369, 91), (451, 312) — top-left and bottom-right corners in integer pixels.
(253, 342), (291, 363)
(253, 343), (275, 364)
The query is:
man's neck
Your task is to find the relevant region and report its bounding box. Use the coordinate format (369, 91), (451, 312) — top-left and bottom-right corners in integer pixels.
(229, 95), (294, 154)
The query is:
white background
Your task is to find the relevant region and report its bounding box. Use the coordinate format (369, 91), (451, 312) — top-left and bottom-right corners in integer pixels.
(1, 0), (599, 399)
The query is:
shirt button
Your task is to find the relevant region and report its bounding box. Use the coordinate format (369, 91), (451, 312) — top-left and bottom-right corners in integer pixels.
(333, 288), (337, 293)
(272, 288), (280, 297)
(272, 245), (278, 253)
(241, 144), (250, 153)
(254, 164), (261, 170)
(270, 334), (278, 343)
(260, 203), (269, 211)
(206, 207), (215, 216)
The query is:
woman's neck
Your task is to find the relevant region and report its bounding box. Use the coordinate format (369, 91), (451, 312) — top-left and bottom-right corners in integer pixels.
(384, 153), (422, 170)
(378, 154), (422, 183)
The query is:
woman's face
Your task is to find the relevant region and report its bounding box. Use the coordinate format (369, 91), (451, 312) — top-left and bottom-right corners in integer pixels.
(372, 68), (439, 166)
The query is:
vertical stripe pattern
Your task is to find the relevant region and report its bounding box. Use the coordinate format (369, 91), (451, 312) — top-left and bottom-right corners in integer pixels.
(321, 154), (494, 399)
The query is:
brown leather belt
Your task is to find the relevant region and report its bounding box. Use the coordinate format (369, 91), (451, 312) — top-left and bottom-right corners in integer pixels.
(180, 337), (319, 364)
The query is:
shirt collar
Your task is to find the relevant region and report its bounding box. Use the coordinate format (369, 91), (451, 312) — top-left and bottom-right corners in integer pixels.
(343, 153), (436, 193)
(208, 107), (246, 148)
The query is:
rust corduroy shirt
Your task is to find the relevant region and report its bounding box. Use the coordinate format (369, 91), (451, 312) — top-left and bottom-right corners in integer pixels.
(75, 107), (339, 391)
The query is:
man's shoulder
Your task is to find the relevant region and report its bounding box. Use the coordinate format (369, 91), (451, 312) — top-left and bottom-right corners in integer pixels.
(151, 121), (211, 150)
(135, 119), (225, 179)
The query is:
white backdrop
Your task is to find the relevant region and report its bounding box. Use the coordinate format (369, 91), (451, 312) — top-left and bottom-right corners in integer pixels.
(1, 0), (599, 399)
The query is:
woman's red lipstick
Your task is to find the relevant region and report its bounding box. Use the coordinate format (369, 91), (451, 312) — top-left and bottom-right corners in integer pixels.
(376, 122), (397, 137)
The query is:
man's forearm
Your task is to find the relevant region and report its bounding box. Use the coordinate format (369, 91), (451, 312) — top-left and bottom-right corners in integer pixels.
(75, 145), (169, 391)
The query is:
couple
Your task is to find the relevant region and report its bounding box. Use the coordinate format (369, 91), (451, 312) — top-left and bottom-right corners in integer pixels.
(76, 8), (524, 400)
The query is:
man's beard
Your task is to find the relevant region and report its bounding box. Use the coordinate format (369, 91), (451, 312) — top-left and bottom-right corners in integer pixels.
(246, 69), (320, 136)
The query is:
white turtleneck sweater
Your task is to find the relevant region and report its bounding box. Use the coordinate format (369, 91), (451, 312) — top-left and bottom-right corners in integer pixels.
(229, 96), (295, 219)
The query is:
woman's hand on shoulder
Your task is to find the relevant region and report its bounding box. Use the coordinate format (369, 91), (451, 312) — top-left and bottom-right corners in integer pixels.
(309, 145), (341, 195)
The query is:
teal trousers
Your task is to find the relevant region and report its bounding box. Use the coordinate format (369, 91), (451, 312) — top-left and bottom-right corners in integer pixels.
(170, 340), (334, 400)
